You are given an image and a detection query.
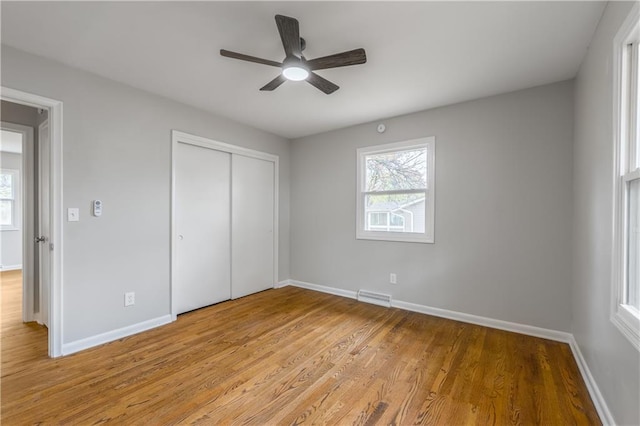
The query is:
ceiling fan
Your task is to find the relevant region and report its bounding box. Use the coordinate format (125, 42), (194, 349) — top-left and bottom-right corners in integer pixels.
(220, 15), (367, 94)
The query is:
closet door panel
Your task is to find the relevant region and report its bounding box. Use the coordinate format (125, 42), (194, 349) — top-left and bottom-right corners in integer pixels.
(174, 143), (231, 314)
(231, 154), (275, 299)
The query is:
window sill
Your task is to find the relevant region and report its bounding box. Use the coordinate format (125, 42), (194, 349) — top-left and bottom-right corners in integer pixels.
(611, 305), (640, 352)
(0, 227), (20, 232)
(356, 231), (434, 244)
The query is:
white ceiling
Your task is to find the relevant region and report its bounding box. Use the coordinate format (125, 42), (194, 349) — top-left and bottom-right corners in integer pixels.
(1, 1), (606, 139)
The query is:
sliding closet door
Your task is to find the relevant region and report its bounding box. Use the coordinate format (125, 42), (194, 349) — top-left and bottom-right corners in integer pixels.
(231, 154), (275, 299)
(174, 142), (231, 314)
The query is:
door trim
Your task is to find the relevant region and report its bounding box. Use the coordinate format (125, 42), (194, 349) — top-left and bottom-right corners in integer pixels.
(1, 86), (64, 358)
(170, 130), (279, 320)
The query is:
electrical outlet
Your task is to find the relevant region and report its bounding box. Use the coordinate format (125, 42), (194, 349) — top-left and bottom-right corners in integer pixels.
(124, 292), (135, 307)
(390, 273), (397, 284)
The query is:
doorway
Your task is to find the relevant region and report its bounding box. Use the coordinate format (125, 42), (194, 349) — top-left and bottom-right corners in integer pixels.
(0, 88), (63, 357)
(1, 117), (36, 324)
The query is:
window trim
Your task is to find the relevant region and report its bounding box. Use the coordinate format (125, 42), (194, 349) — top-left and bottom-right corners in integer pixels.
(0, 168), (20, 231)
(356, 137), (435, 243)
(611, 3), (640, 352)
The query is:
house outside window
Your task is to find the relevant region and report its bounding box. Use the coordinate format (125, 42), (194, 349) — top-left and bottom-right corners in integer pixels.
(356, 137), (435, 243)
(368, 211), (407, 232)
(612, 7), (640, 351)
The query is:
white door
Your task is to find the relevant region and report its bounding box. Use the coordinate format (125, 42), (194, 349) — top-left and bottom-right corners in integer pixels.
(174, 142), (231, 315)
(231, 154), (275, 299)
(38, 120), (50, 327)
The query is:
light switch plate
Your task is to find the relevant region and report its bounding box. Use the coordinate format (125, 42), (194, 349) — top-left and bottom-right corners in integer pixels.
(67, 208), (79, 222)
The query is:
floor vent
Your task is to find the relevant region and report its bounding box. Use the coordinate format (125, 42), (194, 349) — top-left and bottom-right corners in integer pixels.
(357, 290), (392, 308)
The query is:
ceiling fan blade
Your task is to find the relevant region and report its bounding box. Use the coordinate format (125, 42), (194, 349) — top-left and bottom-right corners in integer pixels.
(220, 49), (282, 68)
(260, 75), (287, 91)
(306, 72), (339, 94)
(306, 48), (367, 71)
(275, 15), (301, 59)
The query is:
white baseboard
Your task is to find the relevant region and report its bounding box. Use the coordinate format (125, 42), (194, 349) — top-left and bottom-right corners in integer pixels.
(392, 299), (572, 343)
(62, 314), (173, 356)
(287, 279), (570, 342)
(284, 278), (613, 424)
(568, 336), (615, 425)
(276, 279), (292, 288)
(288, 279), (358, 299)
(0, 264), (22, 271)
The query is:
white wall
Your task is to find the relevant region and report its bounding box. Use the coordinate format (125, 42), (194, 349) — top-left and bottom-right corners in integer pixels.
(1, 46), (291, 343)
(0, 151), (22, 269)
(573, 2), (640, 425)
(291, 80), (574, 332)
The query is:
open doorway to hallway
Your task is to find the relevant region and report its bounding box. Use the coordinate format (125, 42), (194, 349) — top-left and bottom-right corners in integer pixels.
(0, 100), (48, 355)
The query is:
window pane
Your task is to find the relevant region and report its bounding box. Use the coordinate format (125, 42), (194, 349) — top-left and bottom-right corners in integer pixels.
(369, 212), (387, 226)
(0, 130), (23, 155)
(629, 179), (640, 310)
(365, 148), (427, 192)
(365, 192), (425, 233)
(0, 200), (12, 226)
(0, 173), (13, 199)
(390, 213), (405, 227)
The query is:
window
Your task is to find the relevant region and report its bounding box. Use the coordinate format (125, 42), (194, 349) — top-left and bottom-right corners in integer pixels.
(0, 169), (19, 230)
(612, 8), (640, 351)
(356, 137), (435, 243)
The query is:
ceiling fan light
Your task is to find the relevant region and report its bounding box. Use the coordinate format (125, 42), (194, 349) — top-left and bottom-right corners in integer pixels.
(282, 66), (309, 81)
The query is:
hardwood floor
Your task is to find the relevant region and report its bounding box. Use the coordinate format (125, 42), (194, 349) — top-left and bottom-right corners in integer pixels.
(1, 270), (600, 425)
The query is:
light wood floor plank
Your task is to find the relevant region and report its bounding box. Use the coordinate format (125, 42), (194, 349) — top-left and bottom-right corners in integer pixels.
(1, 271), (600, 425)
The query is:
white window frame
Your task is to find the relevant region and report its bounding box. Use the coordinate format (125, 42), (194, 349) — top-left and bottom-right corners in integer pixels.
(356, 137), (435, 243)
(611, 4), (640, 352)
(0, 168), (20, 231)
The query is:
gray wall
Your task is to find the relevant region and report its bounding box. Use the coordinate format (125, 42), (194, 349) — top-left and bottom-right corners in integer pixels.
(0, 151), (22, 268)
(1, 46), (291, 343)
(291, 80), (574, 332)
(572, 2), (640, 425)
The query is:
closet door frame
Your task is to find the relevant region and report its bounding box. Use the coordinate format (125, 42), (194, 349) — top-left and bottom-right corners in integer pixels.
(170, 130), (279, 320)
